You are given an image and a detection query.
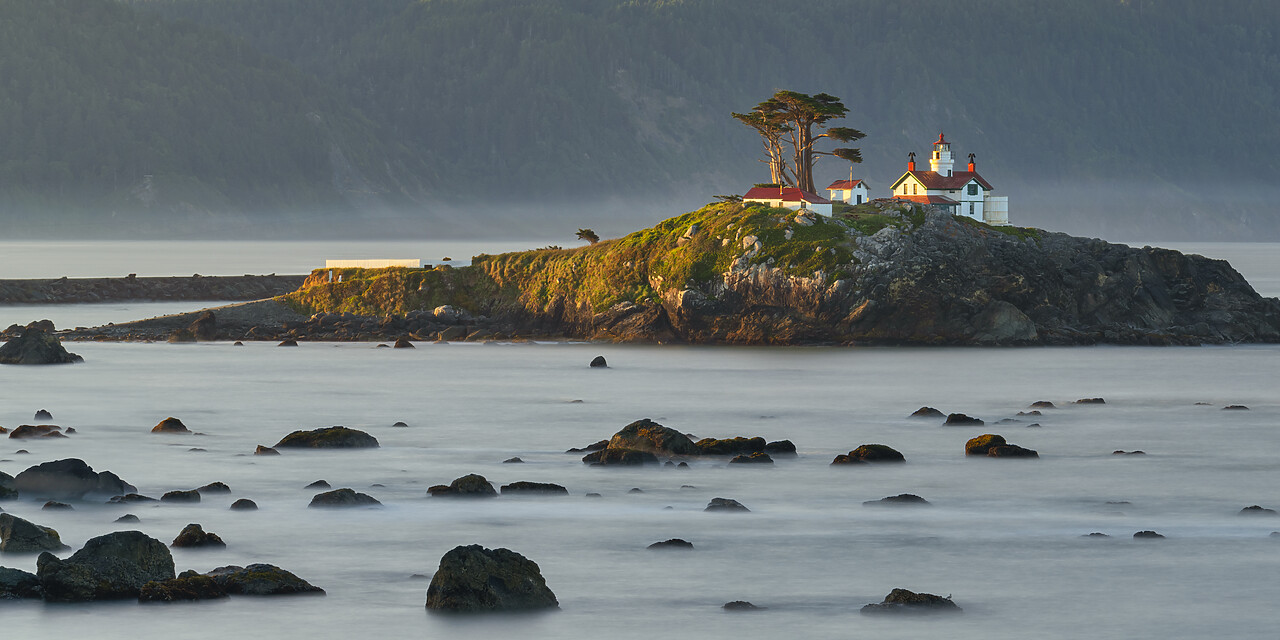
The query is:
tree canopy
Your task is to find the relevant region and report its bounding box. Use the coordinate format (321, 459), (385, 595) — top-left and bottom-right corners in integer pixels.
(734, 91), (864, 193)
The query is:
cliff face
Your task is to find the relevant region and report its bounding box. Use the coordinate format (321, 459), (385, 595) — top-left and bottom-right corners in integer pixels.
(285, 202), (1280, 345)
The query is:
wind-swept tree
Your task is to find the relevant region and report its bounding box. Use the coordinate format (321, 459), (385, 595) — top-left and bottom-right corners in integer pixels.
(576, 228), (600, 244)
(734, 91), (865, 193)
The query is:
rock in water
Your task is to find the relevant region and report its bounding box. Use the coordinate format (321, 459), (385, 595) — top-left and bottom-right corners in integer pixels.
(1240, 505), (1278, 516)
(425, 545), (558, 612)
(171, 523), (226, 548)
(8, 424), (67, 439)
(832, 444), (905, 464)
(12, 458), (136, 500)
(197, 481), (231, 494)
(499, 481), (568, 495)
(964, 434), (1007, 456)
(229, 499), (258, 511)
(910, 407), (945, 418)
(274, 426), (379, 449)
(607, 418), (700, 456)
(139, 572), (228, 602)
(204, 563), (324, 595)
(647, 538), (694, 550)
(428, 474), (498, 498)
(580, 448), (659, 466)
(254, 445), (280, 456)
(151, 417), (191, 434)
(863, 494), (931, 506)
(723, 600), (764, 611)
(0, 322), (83, 364)
(944, 413), (984, 426)
(393, 336), (415, 348)
(34, 409), (53, 421)
(0, 513), (70, 553)
(308, 488), (381, 507)
(729, 452), (774, 464)
(37, 531), (175, 602)
(860, 588), (962, 615)
(0, 566), (41, 599)
(161, 490), (201, 503)
(705, 497), (750, 512)
(589, 355), (607, 368)
(278, 339), (298, 347)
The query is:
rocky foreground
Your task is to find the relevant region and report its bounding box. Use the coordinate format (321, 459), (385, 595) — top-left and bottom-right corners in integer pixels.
(52, 201), (1280, 345)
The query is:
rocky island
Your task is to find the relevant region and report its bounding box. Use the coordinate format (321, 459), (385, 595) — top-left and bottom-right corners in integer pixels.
(59, 201), (1280, 346)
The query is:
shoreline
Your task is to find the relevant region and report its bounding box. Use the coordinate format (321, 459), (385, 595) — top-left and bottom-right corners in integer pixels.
(0, 274), (306, 305)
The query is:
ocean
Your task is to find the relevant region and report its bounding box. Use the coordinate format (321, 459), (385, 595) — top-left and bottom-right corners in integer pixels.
(1, 241), (1278, 639)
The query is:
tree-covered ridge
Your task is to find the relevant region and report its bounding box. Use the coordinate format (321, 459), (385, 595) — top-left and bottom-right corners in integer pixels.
(0, 0), (425, 226)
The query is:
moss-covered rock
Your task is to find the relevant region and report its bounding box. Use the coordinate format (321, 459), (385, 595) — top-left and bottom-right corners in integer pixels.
(581, 449), (658, 466)
(13, 458), (135, 500)
(609, 419), (699, 456)
(205, 563), (324, 595)
(0, 513), (70, 553)
(833, 444), (905, 464)
(428, 474), (497, 498)
(425, 545), (557, 612)
(139, 572), (228, 602)
(964, 434), (1007, 456)
(37, 531), (175, 602)
(695, 436), (766, 456)
(171, 523), (226, 549)
(151, 417), (190, 434)
(274, 426), (379, 449)
(0, 323), (82, 364)
(8, 424), (67, 439)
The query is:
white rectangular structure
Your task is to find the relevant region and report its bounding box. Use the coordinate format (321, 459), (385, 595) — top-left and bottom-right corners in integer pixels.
(325, 259), (423, 269)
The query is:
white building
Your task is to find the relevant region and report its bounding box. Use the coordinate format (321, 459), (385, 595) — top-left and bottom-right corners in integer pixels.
(825, 179), (870, 206)
(742, 185), (834, 216)
(324, 259), (423, 269)
(888, 133), (1009, 225)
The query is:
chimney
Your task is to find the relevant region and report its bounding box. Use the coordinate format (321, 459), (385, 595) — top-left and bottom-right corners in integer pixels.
(907, 152), (916, 172)
(968, 153), (975, 172)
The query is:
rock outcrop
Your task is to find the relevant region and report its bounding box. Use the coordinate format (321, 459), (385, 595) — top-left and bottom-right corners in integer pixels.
(12, 458), (136, 500)
(0, 513), (70, 553)
(204, 563), (324, 595)
(832, 444), (905, 464)
(0, 566), (41, 599)
(37, 531), (175, 602)
(171, 523), (226, 548)
(860, 588), (962, 615)
(274, 426), (379, 449)
(428, 474), (497, 498)
(608, 419), (699, 456)
(308, 488), (381, 507)
(0, 323), (82, 364)
(424, 545), (557, 612)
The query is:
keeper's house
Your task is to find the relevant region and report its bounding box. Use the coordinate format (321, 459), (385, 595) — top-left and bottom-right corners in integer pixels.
(742, 185), (834, 216)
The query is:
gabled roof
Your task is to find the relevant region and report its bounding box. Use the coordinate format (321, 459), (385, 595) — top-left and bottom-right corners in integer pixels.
(743, 186), (833, 205)
(826, 179), (865, 190)
(890, 170), (993, 191)
(894, 195), (959, 205)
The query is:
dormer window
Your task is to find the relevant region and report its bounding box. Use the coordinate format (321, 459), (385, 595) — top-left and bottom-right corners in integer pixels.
(968, 184), (978, 196)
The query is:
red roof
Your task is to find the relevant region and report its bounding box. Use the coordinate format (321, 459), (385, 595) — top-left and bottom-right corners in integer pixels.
(825, 179), (864, 190)
(895, 170), (993, 191)
(935, 132), (948, 145)
(743, 186), (832, 205)
(894, 195), (959, 205)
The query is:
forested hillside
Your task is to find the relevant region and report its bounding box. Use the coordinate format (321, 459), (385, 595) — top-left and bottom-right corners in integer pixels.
(5, 0), (1280, 239)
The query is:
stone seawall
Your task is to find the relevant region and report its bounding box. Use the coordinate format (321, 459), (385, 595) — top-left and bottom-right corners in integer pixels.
(0, 274), (306, 304)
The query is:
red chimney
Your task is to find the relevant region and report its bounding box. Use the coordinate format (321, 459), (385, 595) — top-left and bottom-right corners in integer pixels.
(907, 151), (916, 172)
(967, 153), (975, 172)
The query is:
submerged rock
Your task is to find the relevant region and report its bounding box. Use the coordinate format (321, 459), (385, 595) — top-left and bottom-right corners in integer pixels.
(863, 494), (931, 506)
(502, 457), (524, 464)
(723, 600), (765, 611)
(115, 514), (141, 523)
(1029, 401), (1056, 409)
(832, 444), (905, 464)
(229, 499), (258, 511)
(1133, 530), (1165, 539)
(8, 424), (67, 439)
(944, 413), (984, 426)
(254, 445), (280, 456)
(0, 323), (83, 365)
(305, 480), (331, 489)
(860, 588), (962, 615)
(647, 538), (694, 550)
(308, 488), (381, 508)
(197, 482), (231, 494)
(428, 474), (497, 498)
(393, 336), (415, 349)
(34, 409), (53, 421)
(12, 458), (136, 500)
(139, 572), (228, 602)
(582, 449), (659, 466)
(729, 452), (774, 464)
(1240, 505), (1278, 516)
(425, 544), (557, 612)
(589, 355), (608, 368)
(910, 407), (945, 419)
(108, 493), (158, 504)
(37, 531), (175, 602)
(1075, 397), (1106, 404)
(42, 500), (73, 510)
(171, 523), (226, 548)
(705, 497), (750, 512)
(695, 436), (767, 456)
(274, 426), (379, 449)
(499, 481), (568, 495)
(161, 490), (201, 503)
(0, 513), (70, 553)
(205, 563), (324, 595)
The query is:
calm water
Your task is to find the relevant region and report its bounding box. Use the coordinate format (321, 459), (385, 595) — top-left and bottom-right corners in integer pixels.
(1, 342), (1278, 639)
(0, 241), (1278, 639)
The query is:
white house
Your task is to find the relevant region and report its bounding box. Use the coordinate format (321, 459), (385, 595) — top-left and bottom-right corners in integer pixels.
(742, 185), (834, 216)
(888, 133), (1009, 225)
(325, 259), (423, 269)
(826, 179), (870, 206)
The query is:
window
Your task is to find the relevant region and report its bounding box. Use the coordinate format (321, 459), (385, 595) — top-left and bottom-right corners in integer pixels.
(969, 203), (974, 216)
(968, 184), (978, 196)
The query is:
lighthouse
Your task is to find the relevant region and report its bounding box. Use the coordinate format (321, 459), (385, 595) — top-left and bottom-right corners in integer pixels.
(889, 133), (1010, 226)
(929, 133), (954, 176)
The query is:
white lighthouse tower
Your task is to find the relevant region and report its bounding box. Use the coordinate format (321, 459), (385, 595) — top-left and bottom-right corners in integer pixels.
(929, 133), (954, 176)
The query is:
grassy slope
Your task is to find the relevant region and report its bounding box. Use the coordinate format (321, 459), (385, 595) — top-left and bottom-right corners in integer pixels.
(284, 201), (1038, 318)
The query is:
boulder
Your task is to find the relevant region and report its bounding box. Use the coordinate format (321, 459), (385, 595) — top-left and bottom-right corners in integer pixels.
(205, 563), (324, 595)
(254, 445), (280, 456)
(171, 523), (226, 548)
(833, 444), (905, 464)
(277, 339), (298, 347)
(581, 449), (659, 466)
(115, 514), (141, 523)
(910, 407), (945, 419)
(863, 494), (931, 506)
(1240, 505), (1278, 516)
(1133, 530), (1165, 539)
(188, 311), (217, 341)
(393, 337), (415, 349)
(723, 600), (764, 611)
(964, 434), (1007, 456)
(428, 474), (497, 498)
(229, 499), (258, 511)
(151, 417), (191, 434)
(765, 440), (797, 455)
(696, 436), (767, 456)
(8, 424), (67, 439)
(944, 413), (984, 426)
(589, 355), (608, 368)
(0, 566), (41, 599)
(0, 513), (70, 553)
(647, 538), (694, 550)
(1029, 401), (1056, 409)
(987, 444), (1039, 458)
(502, 457), (524, 464)
(392, 421), (410, 427)
(12, 458), (136, 500)
(425, 545), (558, 612)
(1223, 405), (1250, 410)
(42, 501), (73, 510)
(499, 481), (568, 495)
(729, 452), (774, 464)
(34, 409), (53, 421)
(860, 588), (962, 615)
(566, 440), (608, 453)
(608, 419), (699, 456)
(1075, 397), (1106, 404)
(0, 323), (83, 365)
(308, 488), (381, 508)
(705, 497), (750, 512)
(197, 482), (231, 494)
(36, 531), (175, 602)
(274, 426), (379, 449)
(161, 490), (201, 503)
(305, 480), (331, 489)
(139, 572), (228, 602)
